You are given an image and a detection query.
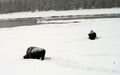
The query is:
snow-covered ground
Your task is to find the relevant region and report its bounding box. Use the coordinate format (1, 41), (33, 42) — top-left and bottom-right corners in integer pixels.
(0, 8), (120, 75)
(0, 8), (120, 20)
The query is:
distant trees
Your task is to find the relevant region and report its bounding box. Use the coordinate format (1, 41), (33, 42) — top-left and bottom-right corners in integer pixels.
(0, 0), (120, 14)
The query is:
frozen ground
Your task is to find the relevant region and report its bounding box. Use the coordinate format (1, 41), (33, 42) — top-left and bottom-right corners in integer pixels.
(0, 9), (120, 75)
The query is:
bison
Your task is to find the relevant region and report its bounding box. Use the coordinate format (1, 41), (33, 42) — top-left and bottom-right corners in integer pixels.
(23, 46), (46, 60)
(88, 30), (97, 40)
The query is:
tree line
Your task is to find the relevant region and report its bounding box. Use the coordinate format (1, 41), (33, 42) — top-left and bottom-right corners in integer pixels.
(0, 0), (120, 14)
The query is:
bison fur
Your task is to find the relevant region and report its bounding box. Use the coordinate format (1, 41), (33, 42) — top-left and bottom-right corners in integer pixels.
(23, 46), (46, 60)
(88, 30), (97, 40)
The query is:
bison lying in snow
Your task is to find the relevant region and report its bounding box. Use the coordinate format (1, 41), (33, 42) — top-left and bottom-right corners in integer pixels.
(23, 46), (46, 60)
(88, 30), (97, 40)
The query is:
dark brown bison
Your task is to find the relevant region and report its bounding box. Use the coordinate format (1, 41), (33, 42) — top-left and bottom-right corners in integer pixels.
(23, 46), (46, 60)
(88, 30), (97, 40)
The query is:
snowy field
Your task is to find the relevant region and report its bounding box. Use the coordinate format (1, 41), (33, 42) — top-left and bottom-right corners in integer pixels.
(0, 8), (120, 75)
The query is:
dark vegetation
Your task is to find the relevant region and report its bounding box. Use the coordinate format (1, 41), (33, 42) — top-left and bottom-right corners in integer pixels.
(0, 0), (120, 14)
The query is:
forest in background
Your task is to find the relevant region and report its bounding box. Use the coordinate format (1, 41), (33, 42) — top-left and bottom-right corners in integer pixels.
(0, 0), (120, 14)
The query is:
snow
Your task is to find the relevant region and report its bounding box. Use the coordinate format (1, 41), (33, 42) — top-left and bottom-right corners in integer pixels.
(0, 8), (120, 75)
(0, 8), (120, 20)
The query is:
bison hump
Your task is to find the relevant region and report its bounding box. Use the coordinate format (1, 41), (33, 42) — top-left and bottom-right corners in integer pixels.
(31, 47), (44, 53)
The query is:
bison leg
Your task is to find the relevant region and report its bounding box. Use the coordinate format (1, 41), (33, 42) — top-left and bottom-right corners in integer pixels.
(41, 50), (46, 60)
